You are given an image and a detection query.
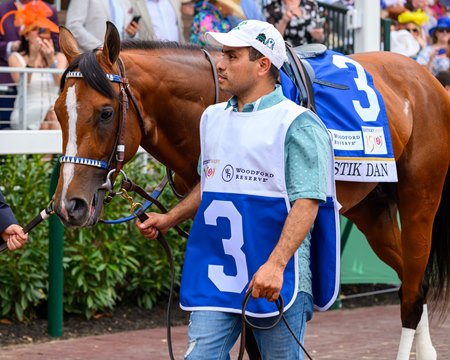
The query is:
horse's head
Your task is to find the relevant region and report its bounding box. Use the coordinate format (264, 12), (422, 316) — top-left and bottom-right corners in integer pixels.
(53, 23), (142, 227)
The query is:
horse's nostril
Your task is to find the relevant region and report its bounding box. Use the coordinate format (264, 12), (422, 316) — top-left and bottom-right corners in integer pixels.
(65, 198), (88, 220)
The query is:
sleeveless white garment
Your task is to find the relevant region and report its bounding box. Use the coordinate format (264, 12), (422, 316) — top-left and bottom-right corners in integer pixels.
(10, 52), (59, 130)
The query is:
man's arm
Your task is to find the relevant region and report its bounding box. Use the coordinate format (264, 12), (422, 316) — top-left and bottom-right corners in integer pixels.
(136, 183), (201, 239)
(249, 197), (319, 302)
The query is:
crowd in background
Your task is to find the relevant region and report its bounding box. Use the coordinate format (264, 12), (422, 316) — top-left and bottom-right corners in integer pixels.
(0, 0), (449, 130)
(383, 0), (450, 94)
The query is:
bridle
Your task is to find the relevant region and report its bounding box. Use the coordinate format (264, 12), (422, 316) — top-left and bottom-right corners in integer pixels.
(61, 48), (220, 200)
(61, 56), (146, 198)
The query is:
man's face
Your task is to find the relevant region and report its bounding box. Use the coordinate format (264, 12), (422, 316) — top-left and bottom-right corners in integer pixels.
(216, 46), (260, 97)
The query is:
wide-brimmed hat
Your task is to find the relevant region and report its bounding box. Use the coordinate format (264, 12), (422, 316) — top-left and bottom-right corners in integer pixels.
(429, 16), (450, 37)
(216, 0), (245, 19)
(0, 0), (58, 35)
(390, 29), (420, 57)
(206, 20), (287, 69)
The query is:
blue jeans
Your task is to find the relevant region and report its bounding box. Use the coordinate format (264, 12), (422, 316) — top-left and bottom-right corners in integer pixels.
(184, 291), (313, 360)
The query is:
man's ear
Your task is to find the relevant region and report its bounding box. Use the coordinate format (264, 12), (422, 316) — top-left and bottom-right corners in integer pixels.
(257, 57), (272, 76)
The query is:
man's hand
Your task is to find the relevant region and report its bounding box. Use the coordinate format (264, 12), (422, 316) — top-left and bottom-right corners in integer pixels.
(1, 224), (28, 251)
(136, 213), (174, 239)
(248, 260), (284, 302)
(125, 21), (139, 38)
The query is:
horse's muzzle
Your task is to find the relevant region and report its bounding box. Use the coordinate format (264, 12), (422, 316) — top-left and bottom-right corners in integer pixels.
(56, 190), (104, 227)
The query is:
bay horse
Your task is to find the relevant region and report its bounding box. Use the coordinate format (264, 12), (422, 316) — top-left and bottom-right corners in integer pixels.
(52, 23), (450, 360)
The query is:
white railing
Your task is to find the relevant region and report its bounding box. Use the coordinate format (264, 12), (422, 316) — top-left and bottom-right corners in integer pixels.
(0, 66), (64, 130)
(0, 129), (62, 155)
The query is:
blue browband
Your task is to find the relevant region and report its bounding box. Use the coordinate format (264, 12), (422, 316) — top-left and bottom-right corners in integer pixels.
(65, 71), (123, 83)
(60, 156), (109, 169)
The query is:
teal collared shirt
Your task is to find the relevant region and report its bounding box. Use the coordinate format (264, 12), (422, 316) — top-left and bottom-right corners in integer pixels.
(225, 85), (286, 112)
(198, 85), (330, 297)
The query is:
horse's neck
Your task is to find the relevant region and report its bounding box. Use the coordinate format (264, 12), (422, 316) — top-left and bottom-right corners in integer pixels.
(123, 48), (219, 188)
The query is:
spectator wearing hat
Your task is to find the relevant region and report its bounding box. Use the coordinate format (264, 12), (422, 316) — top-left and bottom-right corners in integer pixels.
(397, 9), (429, 51)
(405, 0), (438, 37)
(190, 0), (245, 46)
(416, 16), (450, 75)
(0, 0), (58, 129)
(0, 0), (67, 130)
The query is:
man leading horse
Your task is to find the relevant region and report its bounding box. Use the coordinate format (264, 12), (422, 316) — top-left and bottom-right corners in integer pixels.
(136, 19), (331, 359)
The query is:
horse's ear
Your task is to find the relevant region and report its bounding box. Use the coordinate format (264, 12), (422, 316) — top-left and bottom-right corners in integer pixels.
(59, 26), (80, 64)
(102, 21), (121, 66)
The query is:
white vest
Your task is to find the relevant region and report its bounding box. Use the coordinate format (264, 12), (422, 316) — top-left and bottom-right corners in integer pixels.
(180, 100), (307, 317)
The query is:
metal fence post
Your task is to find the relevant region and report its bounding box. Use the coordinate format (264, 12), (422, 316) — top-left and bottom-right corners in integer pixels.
(48, 158), (64, 337)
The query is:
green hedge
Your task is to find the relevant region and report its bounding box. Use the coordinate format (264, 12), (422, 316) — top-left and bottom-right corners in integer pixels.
(0, 154), (190, 320)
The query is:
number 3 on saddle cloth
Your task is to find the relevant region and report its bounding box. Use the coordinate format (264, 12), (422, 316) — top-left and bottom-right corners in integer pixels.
(279, 48), (398, 311)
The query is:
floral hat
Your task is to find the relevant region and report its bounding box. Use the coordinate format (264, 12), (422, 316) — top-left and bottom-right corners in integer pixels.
(0, 0), (59, 36)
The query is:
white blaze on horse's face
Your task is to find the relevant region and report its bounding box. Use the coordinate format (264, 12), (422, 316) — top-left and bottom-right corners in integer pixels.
(61, 85), (79, 216)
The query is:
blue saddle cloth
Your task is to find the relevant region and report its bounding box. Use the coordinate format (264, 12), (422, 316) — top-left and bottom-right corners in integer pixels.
(281, 49), (397, 183)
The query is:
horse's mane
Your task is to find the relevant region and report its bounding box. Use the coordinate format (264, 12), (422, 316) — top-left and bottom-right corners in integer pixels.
(60, 41), (219, 99)
(121, 39), (209, 52)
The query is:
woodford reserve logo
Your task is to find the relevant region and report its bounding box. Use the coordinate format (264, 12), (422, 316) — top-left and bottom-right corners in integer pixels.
(222, 164), (275, 183)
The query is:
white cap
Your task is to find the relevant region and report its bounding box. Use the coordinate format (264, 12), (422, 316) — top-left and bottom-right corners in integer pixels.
(205, 20), (288, 69)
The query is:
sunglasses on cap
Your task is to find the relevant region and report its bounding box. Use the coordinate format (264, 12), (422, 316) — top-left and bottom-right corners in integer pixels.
(436, 28), (450, 33)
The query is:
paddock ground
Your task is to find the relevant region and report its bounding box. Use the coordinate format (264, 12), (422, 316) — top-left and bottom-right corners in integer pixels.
(1, 305), (449, 359)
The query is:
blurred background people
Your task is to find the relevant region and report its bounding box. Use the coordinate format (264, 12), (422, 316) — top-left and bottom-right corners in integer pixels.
(0, 0), (58, 129)
(132, 0), (185, 41)
(397, 9), (429, 50)
(404, 0), (437, 37)
(264, 0), (325, 47)
(416, 16), (450, 75)
(66, 0), (139, 52)
(190, 0), (245, 45)
(0, 0), (66, 130)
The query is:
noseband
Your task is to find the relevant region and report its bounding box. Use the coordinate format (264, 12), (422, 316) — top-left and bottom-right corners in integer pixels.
(62, 57), (146, 195)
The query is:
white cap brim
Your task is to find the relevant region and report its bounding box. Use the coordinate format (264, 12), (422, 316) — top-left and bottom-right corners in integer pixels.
(205, 32), (250, 48)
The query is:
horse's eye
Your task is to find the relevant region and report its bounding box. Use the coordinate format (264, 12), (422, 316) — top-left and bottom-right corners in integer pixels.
(100, 107), (114, 121)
